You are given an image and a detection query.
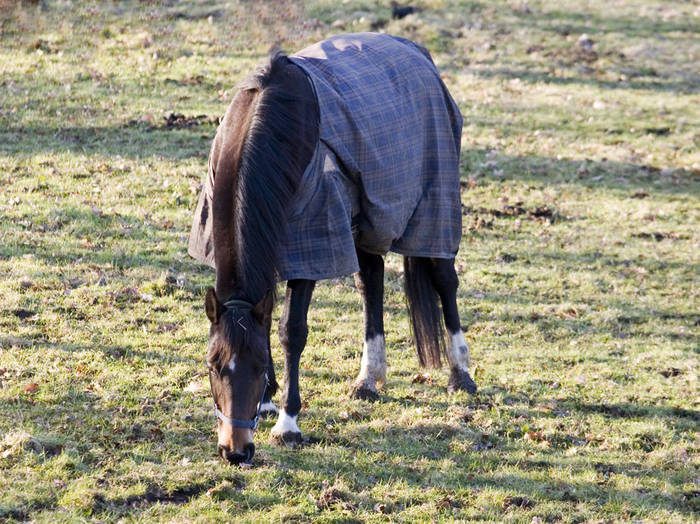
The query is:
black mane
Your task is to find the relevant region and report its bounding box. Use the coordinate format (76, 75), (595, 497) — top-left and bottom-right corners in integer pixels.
(230, 50), (319, 304)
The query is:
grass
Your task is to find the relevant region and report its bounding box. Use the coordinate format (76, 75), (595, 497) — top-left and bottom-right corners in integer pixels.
(0, 0), (698, 522)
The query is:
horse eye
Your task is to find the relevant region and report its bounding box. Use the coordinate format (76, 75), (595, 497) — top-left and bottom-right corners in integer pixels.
(254, 363), (267, 378)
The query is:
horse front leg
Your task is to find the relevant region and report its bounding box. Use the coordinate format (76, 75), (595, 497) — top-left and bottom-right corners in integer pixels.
(271, 279), (315, 445)
(350, 249), (386, 401)
(258, 293), (279, 419)
(258, 339), (279, 419)
(429, 258), (477, 394)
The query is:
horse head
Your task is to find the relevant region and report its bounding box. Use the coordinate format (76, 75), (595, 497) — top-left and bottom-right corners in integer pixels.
(204, 288), (272, 464)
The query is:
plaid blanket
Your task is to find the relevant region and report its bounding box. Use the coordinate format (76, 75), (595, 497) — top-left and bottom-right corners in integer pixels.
(189, 33), (463, 281)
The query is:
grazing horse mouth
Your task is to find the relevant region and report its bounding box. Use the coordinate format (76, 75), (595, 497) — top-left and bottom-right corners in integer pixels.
(211, 372), (269, 464)
(212, 372), (269, 464)
(219, 442), (255, 465)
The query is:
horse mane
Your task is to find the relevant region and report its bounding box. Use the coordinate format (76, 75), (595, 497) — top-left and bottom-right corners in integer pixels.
(208, 48), (318, 375)
(214, 49), (318, 304)
(235, 51), (315, 302)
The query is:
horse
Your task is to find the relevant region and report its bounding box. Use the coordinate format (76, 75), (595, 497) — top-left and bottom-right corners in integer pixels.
(188, 33), (477, 465)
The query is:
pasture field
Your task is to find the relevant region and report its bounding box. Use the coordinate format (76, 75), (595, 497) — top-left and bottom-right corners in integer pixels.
(1, 0), (698, 522)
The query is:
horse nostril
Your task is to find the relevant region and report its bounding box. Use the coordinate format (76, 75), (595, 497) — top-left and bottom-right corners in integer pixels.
(217, 444), (255, 465)
(228, 452), (246, 465)
(243, 443), (255, 462)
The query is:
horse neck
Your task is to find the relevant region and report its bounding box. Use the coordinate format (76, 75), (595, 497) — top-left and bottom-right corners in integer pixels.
(212, 59), (319, 304)
(211, 89), (259, 302)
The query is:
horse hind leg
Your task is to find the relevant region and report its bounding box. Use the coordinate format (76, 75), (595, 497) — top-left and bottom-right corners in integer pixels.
(350, 249), (387, 401)
(428, 258), (477, 394)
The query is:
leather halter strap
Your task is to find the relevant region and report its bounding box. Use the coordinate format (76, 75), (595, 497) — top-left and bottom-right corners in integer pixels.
(223, 298), (254, 311)
(213, 373), (269, 430)
(212, 297), (264, 429)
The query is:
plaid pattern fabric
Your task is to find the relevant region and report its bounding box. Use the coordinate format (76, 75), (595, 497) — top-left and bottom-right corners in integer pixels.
(189, 33), (463, 281)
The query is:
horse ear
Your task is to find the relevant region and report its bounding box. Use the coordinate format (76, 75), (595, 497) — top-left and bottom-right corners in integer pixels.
(205, 288), (222, 323)
(251, 291), (273, 325)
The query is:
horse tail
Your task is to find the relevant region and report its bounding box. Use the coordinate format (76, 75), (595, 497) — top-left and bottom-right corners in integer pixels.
(403, 256), (445, 368)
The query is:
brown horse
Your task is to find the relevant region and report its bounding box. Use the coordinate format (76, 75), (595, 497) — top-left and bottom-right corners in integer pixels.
(189, 33), (476, 465)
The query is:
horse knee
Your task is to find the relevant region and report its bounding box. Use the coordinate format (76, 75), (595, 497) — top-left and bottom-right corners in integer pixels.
(279, 320), (308, 352)
(430, 258), (458, 295)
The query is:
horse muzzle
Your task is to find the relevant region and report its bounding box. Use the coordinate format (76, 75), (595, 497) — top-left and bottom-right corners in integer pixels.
(218, 442), (255, 465)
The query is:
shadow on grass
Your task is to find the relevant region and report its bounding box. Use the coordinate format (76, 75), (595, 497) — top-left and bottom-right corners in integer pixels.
(468, 66), (700, 94)
(93, 481), (216, 513)
(462, 4), (700, 94)
(0, 205), (208, 276)
(563, 400), (699, 424)
(2, 476), (220, 521)
(5, 376), (694, 519)
(0, 336), (198, 366)
(284, 422), (697, 517)
(461, 149), (698, 196)
(0, 123), (215, 160)
(3, 118), (698, 196)
(470, 471), (695, 516)
(0, 508), (30, 521)
(513, 7), (698, 41)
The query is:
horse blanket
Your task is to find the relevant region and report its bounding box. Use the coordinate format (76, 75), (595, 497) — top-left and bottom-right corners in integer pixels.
(189, 33), (463, 281)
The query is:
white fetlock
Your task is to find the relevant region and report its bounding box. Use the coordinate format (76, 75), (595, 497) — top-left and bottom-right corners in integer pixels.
(354, 334), (387, 389)
(258, 400), (279, 416)
(271, 409), (301, 438)
(449, 330), (471, 371)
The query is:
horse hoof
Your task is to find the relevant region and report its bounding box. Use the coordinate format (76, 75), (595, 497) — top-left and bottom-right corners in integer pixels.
(447, 369), (477, 394)
(258, 401), (279, 419)
(271, 431), (303, 448)
(350, 384), (379, 401)
(259, 409), (277, 420)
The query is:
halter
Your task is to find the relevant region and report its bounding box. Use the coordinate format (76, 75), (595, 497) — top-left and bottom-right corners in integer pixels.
(213, 373), (269, 430)
(212, 297), (267, 430)
(223, 298), (254, 311)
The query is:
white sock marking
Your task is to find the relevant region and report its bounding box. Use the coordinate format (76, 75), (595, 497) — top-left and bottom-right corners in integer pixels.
(271, 409), (300, 436)
(356, 334), (387, 387)
(258, 401), (278, 415)
(449, 330), (470, 370)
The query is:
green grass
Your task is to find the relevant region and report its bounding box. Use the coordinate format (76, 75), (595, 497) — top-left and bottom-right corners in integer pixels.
(1, 0), (698, 522)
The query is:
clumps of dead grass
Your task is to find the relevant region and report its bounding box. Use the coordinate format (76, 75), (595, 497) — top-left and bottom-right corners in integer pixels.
(0, 430), (44, 459)
(1, 430), (35, 460)
(316, 479), (356, 511)
(0, 430), (63, 461)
